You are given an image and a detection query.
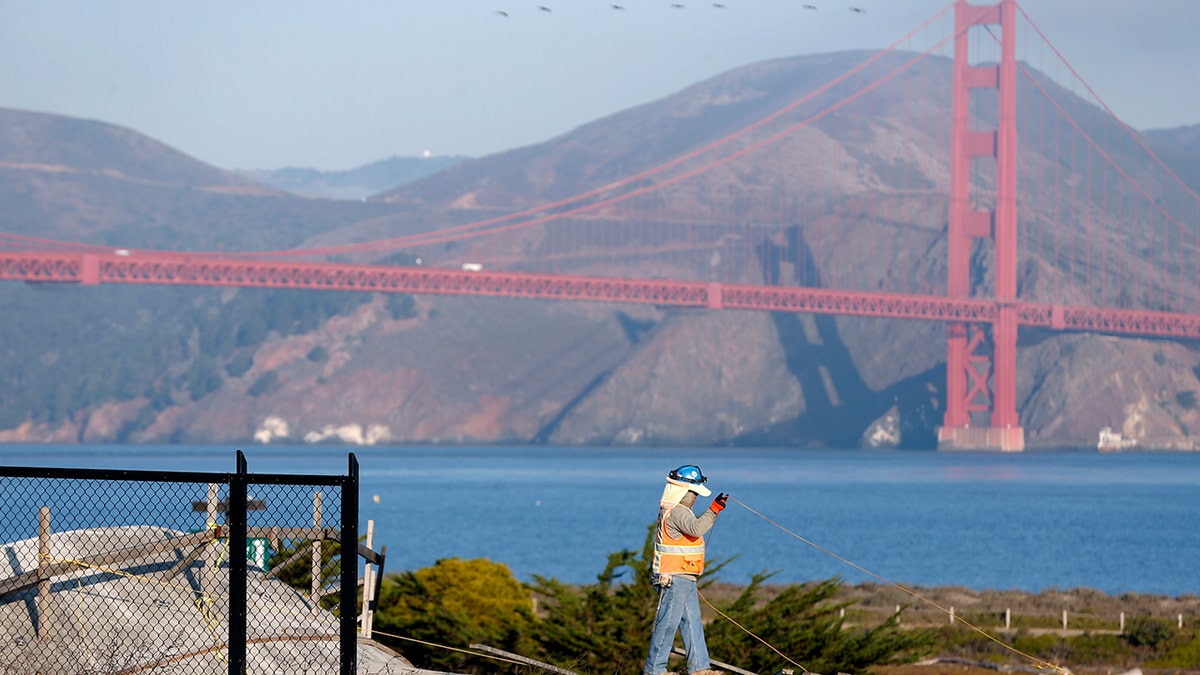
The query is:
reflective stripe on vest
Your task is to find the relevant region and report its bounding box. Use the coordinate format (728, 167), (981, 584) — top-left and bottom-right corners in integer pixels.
(652, 503), (706, 576)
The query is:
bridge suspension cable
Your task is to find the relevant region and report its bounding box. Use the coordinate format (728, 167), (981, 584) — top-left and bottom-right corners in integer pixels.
(209, 4), (958, 261)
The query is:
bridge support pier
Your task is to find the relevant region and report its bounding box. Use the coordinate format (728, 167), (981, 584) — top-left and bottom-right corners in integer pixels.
(937, 425), (1024, 452)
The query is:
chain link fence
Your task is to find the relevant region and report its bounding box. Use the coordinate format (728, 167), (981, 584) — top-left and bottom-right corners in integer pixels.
(1, 451), (363, 674)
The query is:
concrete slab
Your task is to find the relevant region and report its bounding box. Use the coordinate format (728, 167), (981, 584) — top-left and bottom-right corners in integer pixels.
(0, 525), (411, 673)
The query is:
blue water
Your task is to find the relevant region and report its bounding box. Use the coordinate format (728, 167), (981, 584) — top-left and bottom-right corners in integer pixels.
(2, 445), (1198, 597)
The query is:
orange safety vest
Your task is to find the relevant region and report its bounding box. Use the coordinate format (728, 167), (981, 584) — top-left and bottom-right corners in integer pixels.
(652, 503), (706, 576)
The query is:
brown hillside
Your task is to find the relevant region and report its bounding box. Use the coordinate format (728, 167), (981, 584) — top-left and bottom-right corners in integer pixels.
(0, 107), (402, 251)
(0, 108), (258, 188)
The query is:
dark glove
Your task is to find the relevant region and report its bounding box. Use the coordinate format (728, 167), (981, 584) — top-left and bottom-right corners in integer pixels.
(709, 492), (728, 514)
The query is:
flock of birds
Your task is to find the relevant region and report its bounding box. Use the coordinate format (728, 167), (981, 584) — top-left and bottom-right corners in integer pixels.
(494, 3), (866, 16)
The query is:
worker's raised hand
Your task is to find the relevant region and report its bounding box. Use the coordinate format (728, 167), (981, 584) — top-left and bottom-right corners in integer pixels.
(710, 492), (728, 513)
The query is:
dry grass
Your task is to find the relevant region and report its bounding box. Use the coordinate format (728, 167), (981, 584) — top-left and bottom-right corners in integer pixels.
(877, 665), (1200, 675)
(703, 581), (1200, 632)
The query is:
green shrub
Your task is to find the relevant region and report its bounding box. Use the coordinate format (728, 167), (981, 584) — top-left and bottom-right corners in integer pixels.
(1176, 390), (1198, 410)
(1150, 628), (1200, 668)
(373, 558), (535, 673)
(1066, 633), (1130, 666)
(267, 538), (343, 612)
(185, 354), (222, 401)
(1010, 632), (1070, 666)
(247, 370), (279, 397)
(225, 349), (254, 377)
(1124, 616), (1174, 649)
(387, 294), (417, 320)
(236, 314), (269, 347)
(529, 525), (662, 675)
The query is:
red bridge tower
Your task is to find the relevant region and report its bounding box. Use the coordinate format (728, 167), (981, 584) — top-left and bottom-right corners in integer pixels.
(937, 0), (1024, 451)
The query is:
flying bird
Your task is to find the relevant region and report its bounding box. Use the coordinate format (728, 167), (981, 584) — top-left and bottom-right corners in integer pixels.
(538, 5), (551, 11)
(850, 6), (866, 12)
(672, 2), (685, 7)
(712, 2), (725, 7)
(802, 4), (817, 9)
(495, 10), (509, 16)
(611, 3), (624, 8)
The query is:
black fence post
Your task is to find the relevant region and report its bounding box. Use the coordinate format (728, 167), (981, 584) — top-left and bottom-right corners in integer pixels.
(229, 450), (249, 675)
(340, 452), (360, 674)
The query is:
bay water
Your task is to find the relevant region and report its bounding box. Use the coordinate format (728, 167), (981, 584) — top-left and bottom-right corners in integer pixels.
(2, 445), (1197, 597)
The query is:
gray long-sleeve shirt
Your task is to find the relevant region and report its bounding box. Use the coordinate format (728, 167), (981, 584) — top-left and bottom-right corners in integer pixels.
(663, 502), (718, 540)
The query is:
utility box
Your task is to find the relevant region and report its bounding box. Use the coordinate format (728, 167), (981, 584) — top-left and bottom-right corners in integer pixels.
(247, 537), (271, 569)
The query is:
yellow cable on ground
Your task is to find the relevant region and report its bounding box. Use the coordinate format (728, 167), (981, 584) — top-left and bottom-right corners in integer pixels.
(40, 553), (339, 629)
(731, 496), (1070, 675)
(39, 551), (236, 667)
(367, 629), (530, 669)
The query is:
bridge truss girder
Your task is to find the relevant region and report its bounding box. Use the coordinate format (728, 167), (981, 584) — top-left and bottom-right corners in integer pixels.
(4, 251), (1200, 339)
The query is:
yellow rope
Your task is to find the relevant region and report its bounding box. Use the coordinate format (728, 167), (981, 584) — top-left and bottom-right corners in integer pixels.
(40, 547), (235, 667)
(40, 552), (188, 595)
(194, 590), (228, 665)
(367, 629), (531, 668)
(731, 496), (1071, 675)
(210, 532), (228, 573)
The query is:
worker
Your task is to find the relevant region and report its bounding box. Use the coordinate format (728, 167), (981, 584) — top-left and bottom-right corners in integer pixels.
(644, 464), (728, 675)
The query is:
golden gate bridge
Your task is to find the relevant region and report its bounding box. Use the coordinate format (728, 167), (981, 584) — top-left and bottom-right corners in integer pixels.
(3, 0), (1200, 451)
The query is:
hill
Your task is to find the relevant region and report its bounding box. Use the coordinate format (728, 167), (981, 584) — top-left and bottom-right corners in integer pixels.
(237, 154), (469, 200)
(1143, 124), (1200, 199)
(1145, 123), (1200, 158)
(2, 52), (1200, 449)
(0, 108), (401, 251)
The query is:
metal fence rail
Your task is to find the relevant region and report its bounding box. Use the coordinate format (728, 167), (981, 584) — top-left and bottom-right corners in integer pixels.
(0, 450), (360, 675)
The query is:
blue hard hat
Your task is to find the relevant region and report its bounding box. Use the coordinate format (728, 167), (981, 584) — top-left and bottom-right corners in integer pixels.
(668, 465), (707, 486)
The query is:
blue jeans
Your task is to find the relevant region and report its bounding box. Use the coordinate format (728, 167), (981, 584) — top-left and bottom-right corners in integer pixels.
(644, 575), (711, 674)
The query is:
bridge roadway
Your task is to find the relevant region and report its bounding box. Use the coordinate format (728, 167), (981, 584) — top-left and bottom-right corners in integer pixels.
(4, 249), (1200, 340)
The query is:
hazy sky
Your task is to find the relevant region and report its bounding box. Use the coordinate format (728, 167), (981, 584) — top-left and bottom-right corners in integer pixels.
(2, 1), (1197, 171)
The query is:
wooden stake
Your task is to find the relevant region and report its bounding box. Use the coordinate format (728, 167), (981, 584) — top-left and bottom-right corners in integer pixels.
(311, 491), (323, 600)
(202, 483), (219, 599)
(360, 519), (376, 638)
(37, 506), (51, 642)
